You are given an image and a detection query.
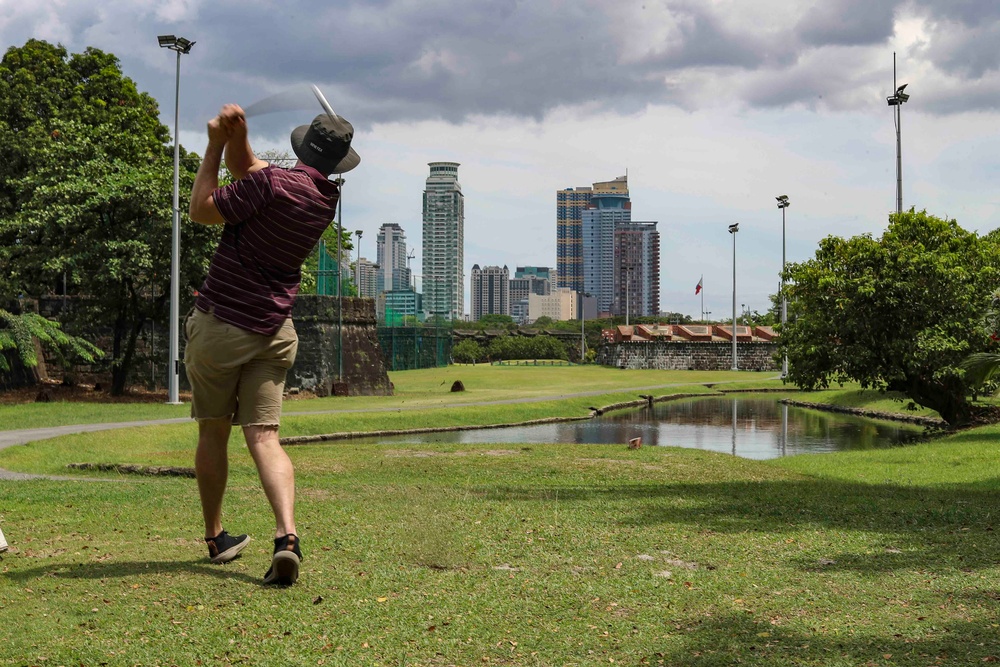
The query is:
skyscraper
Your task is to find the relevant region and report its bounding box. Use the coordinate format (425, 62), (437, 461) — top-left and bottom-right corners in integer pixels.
(582, 184), (631, 315)
(376, 223), (411, 294)
(558, 176), (628, 313)
(422, 162), (464, 320)
(614, 221), (660, 317)
(471, 264), (510, 321)
(556, 187), (591, 294)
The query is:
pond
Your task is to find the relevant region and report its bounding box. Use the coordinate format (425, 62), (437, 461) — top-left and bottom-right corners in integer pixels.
(354, 396), (926, 460)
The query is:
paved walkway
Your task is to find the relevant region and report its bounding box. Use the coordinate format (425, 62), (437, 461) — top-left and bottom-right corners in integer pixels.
(0, 379), (775, 481)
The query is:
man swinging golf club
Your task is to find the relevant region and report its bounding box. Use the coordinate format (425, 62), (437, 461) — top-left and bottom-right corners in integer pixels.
(186, 102), (359, 585)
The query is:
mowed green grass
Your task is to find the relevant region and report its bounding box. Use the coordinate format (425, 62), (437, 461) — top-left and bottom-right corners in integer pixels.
(4, 368), (998, 664)
(2, 436), (1000, 666)
(0, 367), (779, 431)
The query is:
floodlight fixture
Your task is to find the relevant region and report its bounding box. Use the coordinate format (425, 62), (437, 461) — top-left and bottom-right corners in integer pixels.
(158, 34), (195, 53)
(728, 223), (739, 234)
(887, 82), (909, 106)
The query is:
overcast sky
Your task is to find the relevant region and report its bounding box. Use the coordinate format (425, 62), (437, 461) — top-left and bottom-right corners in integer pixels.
(4, 0), (1000, 319)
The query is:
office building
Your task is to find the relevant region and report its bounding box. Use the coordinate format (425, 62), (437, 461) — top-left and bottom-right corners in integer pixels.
(376, 223), (411, 294)
(379, 289), (423, 325)
(582, 184), (631, 316)
(354, 257), (378, 299)
(528, 288), (578, 323)
(558, 176), (627, 313)
(470, 264), (510, 321)
(614, 221), (660, 317)
(514, 266), (552, 281)
(422, 162), (464, 320)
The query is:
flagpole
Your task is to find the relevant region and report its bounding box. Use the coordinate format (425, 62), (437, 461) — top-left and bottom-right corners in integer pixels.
(698, 275), (704, 321)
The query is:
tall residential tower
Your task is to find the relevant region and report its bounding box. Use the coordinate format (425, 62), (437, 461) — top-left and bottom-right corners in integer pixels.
(422, 162), (464, 320)
(470, 264), (511, 321)
(376, 223), (411, 294)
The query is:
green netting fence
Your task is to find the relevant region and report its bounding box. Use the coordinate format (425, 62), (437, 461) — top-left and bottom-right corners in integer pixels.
(376, 326), (453, 370)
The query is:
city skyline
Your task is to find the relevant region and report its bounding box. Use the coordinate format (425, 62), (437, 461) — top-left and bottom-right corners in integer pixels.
(5, 2), (1000, 319)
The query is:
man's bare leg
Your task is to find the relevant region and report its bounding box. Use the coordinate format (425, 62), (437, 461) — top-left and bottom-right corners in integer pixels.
(195, 417), (232, 539)
(243, 425), (297, 538)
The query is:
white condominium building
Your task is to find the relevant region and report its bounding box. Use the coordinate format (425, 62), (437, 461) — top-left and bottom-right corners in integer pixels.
(422, 162), (464, 320)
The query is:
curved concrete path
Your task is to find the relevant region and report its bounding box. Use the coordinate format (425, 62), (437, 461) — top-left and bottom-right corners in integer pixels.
(0, 378), (777, 481)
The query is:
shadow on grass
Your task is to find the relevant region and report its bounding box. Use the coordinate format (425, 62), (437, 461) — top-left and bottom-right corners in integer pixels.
(643, 612), (999, 666)
(1, 558), (260, 585)
(480, 478), (1000, 572)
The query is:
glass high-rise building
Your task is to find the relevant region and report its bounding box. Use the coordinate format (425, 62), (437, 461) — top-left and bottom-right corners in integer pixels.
(583, 189), (631, 315)
(422, 162), (464, 320)
(558, 176), (628, 315)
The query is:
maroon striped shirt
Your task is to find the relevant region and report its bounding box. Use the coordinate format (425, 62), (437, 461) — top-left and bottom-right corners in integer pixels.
(195, 165), (340, 335)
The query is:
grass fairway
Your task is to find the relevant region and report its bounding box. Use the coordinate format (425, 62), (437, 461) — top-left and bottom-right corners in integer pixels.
(2, 435), (1000, 665)
(0, 367), (780, 431)
(3, 368), (998, 665)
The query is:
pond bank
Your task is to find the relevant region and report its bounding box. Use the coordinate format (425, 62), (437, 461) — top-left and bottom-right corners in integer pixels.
(779, 398), (946, 428)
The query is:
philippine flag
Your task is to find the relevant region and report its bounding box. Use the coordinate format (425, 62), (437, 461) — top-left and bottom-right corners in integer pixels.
(695, 276), (703, 295)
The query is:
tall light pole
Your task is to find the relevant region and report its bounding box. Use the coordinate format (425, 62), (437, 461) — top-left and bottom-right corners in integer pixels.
(335, 176), (345, 383)
(728, 223), (739, 371)
(886, 52), (909, 215)
(157, 34), (195, 405)
(776, 194), (790, 377)
(354, 229), (363, 297)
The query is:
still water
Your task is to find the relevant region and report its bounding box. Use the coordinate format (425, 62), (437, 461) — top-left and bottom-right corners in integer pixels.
(357, 396), (925, 460)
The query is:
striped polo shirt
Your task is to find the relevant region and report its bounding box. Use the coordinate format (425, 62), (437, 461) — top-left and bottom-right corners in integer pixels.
(195, 164), (340, 335)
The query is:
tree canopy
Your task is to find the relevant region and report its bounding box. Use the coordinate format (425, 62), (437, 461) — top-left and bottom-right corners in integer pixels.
(779, 210), (1000, 426)
(0, 40), (220, 393)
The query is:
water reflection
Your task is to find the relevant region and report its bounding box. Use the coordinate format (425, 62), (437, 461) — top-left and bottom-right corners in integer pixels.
(356, 396), (925, 460)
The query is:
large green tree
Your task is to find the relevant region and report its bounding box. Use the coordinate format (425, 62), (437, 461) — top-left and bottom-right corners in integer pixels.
(0, 40), (219, 394)
(779, 210), (1000, 426)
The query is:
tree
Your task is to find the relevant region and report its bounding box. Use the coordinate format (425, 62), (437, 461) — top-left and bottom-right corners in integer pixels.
(0, 303), (101, 373)
(477, 314), (517, 330)
(452, 339), (485, 364)
(0, 40), (220, 394)
(780, 210), (1000, 426)
(532, 316), (554, 328)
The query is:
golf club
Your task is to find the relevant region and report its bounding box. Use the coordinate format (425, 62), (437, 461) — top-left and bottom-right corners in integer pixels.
(243, 83), (339, 120)
(310, 84), (339, 121)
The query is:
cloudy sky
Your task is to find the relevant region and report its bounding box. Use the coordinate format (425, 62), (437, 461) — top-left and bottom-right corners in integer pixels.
(4, 0), (1000, 319)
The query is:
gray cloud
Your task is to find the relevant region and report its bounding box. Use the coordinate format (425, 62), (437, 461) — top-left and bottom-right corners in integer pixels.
(796, 0), (897, 47)
(4, 0), (1000, 130)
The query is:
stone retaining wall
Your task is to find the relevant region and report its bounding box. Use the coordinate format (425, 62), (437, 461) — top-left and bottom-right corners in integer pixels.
(598, 341), (780, 372)
(287, 296), (392, 397)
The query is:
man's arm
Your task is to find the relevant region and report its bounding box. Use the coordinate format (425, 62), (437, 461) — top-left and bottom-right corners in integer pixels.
(189, 115), (228, 225)
(221, 104), (269, 181)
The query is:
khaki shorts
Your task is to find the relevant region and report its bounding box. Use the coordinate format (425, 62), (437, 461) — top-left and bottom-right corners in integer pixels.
(184, 308), (298, 427)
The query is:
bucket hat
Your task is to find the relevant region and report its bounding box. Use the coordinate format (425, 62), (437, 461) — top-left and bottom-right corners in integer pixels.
(290, 114), (360, 174)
